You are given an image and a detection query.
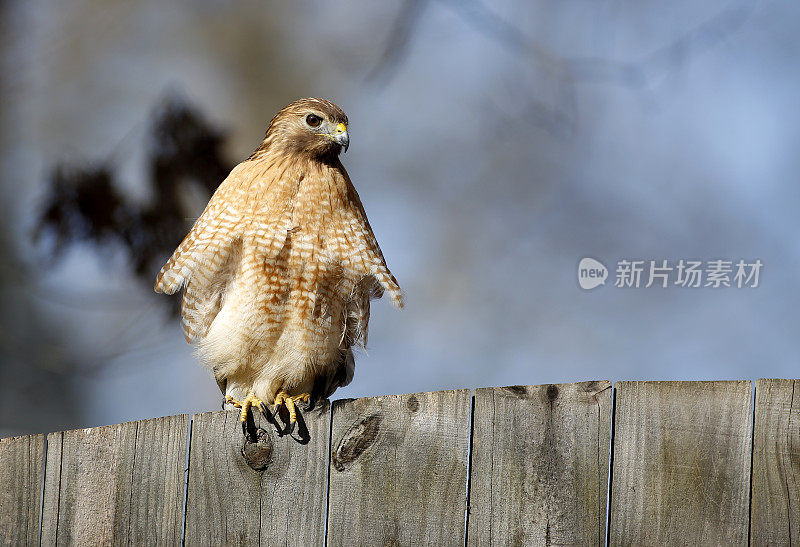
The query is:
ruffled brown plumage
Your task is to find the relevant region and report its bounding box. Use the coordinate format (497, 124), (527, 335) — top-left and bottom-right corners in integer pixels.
(155, 98), (402, 412)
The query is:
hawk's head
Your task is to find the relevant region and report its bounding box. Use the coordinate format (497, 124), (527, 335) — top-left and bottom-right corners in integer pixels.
(259, 98), (350, 159)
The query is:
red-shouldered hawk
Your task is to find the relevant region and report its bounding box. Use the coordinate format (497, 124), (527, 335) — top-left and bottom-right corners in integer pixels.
(155, 98), (402, 427)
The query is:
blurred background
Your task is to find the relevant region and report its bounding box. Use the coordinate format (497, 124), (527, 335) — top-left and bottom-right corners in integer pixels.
(1, 0), (797, 436)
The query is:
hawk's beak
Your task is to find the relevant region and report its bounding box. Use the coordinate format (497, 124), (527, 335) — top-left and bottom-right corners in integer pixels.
(333, 122), (349, 152)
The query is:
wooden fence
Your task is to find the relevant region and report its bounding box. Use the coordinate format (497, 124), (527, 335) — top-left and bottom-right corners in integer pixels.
(1, 379), (798, 545)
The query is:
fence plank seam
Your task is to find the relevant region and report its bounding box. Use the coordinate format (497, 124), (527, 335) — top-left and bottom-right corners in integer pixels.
(180, 415), (193, 547)
(323, 398), (334, 547)
(604, 386), (617, 547)
(463, 392), (476, 547)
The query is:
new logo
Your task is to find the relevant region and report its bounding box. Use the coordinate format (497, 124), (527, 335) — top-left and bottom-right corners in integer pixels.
(578, 257), (608, 290)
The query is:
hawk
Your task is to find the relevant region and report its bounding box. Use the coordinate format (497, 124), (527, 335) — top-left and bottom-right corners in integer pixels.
(155, 98), (402, 427)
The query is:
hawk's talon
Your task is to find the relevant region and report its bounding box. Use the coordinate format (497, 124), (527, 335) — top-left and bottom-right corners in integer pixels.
(274, 391), (311, 423)
(225, 391), (266, 424)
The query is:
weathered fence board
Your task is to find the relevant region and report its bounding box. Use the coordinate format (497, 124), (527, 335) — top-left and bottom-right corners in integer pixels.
(0, 434), (44, 545)
(326, 389), (471, 546)
(750, 378), (800, 545)
(609, 381), (752, 545)
(7, 379), (800, 545)
(467, 381), (612, 546)
(185, 403), (330, 546)
(41, 415), (188, 545)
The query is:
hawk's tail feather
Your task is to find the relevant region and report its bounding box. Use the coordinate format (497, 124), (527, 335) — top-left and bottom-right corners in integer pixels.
(376, 271), (404, 309)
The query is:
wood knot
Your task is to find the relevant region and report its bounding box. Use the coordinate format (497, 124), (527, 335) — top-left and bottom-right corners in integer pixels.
(241, 428), (273, 471)
(406, 396), (419, 412)
(546, 384), (559, 402)
(332, 414), (381, 472)
(583, 380), (600, 392)
(503, 385), (528, 397)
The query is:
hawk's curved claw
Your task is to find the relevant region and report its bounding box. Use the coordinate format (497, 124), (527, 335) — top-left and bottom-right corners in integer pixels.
(225, 391), (266, 424)
(273, 391), (311, 423)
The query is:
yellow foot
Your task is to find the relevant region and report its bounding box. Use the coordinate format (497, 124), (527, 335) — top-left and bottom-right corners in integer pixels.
(225, 391), (265, 424)
(274, 391), (311, 423)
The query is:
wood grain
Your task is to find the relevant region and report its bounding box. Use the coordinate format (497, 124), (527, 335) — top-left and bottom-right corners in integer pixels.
(326, 389), (471, 546)
(750, 378), (800, 545)
(467, 381), (612, 546)
(184, 403), (331, 546)
(0, 434), (44, 545)
(40, 415), (188, 545)
(609, 381), (752, 546)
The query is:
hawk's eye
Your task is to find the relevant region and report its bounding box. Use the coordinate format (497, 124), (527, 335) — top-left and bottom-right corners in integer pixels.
(306, 114), (322, 127)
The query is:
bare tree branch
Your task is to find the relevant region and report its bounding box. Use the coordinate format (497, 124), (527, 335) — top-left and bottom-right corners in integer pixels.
(365, 0), (429, 84)
(568, 6), (751, 85)
(368, 0), (752, 135)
